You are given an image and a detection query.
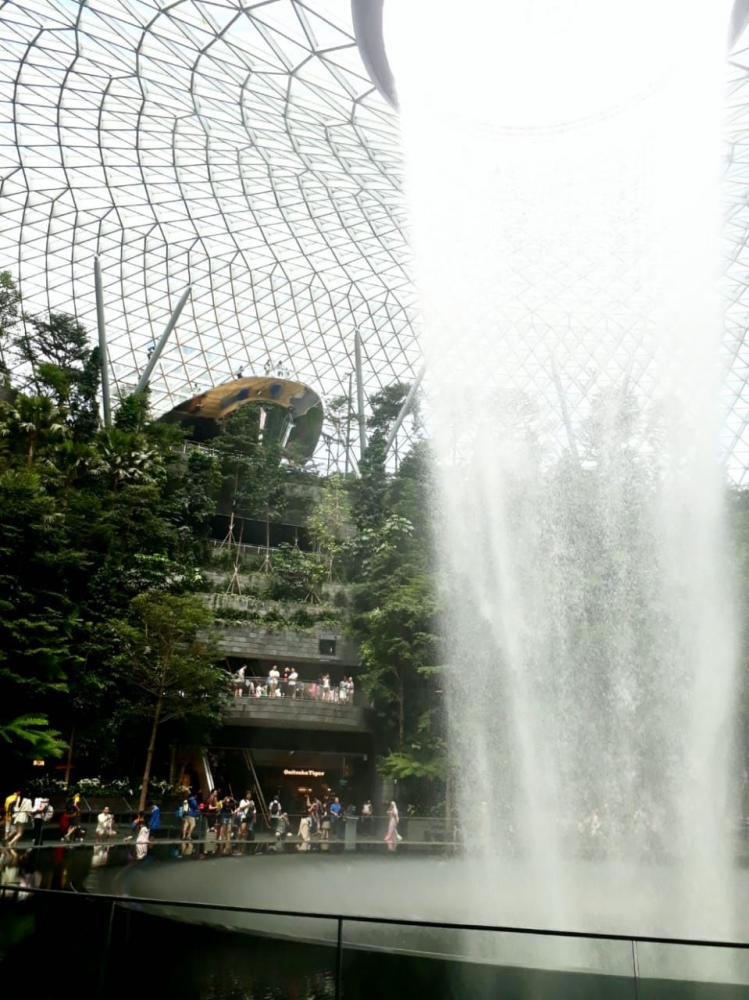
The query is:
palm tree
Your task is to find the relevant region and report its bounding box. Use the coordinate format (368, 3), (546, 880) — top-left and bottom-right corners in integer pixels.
(0, 395), (68, 466)
(93, 428), (162, 489)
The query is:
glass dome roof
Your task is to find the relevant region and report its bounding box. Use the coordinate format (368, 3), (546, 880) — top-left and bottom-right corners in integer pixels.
(0, 0), (417, 468)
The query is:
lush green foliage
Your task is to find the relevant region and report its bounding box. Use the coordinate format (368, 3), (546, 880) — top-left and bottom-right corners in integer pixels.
(111, 592), (225, 809)
(0, 274), (226, 783)
(349, 430), (443, 809)
(0, 270), (443, 814)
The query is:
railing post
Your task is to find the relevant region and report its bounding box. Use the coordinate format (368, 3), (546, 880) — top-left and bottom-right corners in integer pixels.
(99, 898), (115, 998)
(631, 938), (640, 1000)
(335, 916), (344, 1000)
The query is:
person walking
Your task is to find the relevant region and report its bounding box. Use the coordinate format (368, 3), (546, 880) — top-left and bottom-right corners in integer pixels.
(3, 790), (19, 841)
(31, 795), (50, 847)
(182, 790), (199, 841)
(298, 812), (312, 851)
(148, 802), (161, 835)
(135, 823), (150, 861)
(7, 792), (32, 848)
(383, 801), (399, 852)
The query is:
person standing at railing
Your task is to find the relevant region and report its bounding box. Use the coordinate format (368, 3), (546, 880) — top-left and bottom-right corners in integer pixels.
(148, 801), (160, 835)
(289, 667), (298, 698)
(95, 806), (116, 843)
(361, 799), (373, 837)
(234, 664), (246, 698)
(298, 811), (312, 850)
(205, 788), (219, 830)
(31, 795), (51, 847)
(218, 795), (235, 847)
(384, 801), (400, 852)
(329, 796), (343, 840)
(269, 794), (282, 835)
(268, 664), (280, 695)
(237, 791), (256, 842)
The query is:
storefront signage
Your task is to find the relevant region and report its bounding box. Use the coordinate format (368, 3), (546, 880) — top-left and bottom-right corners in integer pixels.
(283, 768), (325, 778)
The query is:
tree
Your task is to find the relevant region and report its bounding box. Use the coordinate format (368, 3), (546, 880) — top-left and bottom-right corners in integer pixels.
(0, 271), (21, 379)
(0, 466), (75, 761)
(307, 473), (351, 580)
(0, 395), (69, 467)
(112, 593), (225, 810)
(14, 313), (100, 436)
(349, 438), (443, 810)
(351, 430), (388, 533)
(366, 382), (413, 436)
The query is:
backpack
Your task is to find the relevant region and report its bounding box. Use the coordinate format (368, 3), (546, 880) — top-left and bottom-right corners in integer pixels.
(270, 800), (280, 816)
(43, 804), (54, 822)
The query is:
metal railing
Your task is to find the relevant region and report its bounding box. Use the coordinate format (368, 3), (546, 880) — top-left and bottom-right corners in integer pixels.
(3, 883), (749, 1000)
(228, 681), (367, 707)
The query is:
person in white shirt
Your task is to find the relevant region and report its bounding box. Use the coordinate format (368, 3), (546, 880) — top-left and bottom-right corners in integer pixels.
(234, 664), (246, 698)
(268, 665), (280, 694)
(95, 806), (115, 842)
(31, 796), (50, 847)
(237, 792), (256, 842)
(7, 793), (32, 848)
(288, 668), (298, 698)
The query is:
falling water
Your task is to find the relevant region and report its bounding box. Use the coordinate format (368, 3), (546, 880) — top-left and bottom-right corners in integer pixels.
(388, 1), (740, 939)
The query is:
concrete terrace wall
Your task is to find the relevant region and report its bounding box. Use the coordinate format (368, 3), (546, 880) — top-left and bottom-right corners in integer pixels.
(225, 699), (373, 733)
(217, 623), (359, 666)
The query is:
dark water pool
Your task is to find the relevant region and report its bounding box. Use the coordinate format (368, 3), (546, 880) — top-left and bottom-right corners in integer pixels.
(2, 846), (749, 998)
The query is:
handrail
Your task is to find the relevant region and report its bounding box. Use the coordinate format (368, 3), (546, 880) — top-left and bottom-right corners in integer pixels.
(5, 884), (749, 951)
(242, 747), (270, 828)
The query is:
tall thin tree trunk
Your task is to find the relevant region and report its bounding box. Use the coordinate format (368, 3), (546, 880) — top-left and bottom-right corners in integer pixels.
(139, 693), (162, 812)
(168, 744), (177, 787)
(63, 727), (75, 786)
(398, 674), (405, 751)
(444, 758), (452, 844)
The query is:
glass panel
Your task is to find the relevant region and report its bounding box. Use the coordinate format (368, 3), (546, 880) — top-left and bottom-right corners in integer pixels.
(0, 887), (339, 999)
(636, 940), (749, 999)
(341, 920), (635, 1000)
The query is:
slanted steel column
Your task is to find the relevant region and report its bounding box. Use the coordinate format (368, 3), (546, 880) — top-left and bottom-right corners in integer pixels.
(135, 285), (191, 395)
(385, 365), (425, 456)
(354, 329), (367, 459)
(93, 257), (111, 427)
(550, 354), (580, 464)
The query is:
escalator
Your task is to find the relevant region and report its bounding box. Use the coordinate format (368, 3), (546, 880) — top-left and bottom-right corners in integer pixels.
(208, 747), (271, 830)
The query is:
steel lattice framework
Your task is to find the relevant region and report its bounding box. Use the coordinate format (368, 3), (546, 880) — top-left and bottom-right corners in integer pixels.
(0, 0), (418, 469)
(724, 20), (749, 483)
(4, 2), (749, 476)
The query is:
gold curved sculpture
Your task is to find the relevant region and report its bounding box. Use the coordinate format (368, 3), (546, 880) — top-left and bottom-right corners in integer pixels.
(160, 376), (323, 460)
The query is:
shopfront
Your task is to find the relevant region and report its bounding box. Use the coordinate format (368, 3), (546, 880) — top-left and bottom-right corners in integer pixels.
(252, 749), (367, 814)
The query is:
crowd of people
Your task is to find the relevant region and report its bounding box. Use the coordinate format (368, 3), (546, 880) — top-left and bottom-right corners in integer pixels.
(3, 783), (403, 856)
(233, 664), (357, 704)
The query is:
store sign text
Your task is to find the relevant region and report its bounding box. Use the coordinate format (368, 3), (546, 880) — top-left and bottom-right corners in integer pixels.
(284, 768), (325, 778)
